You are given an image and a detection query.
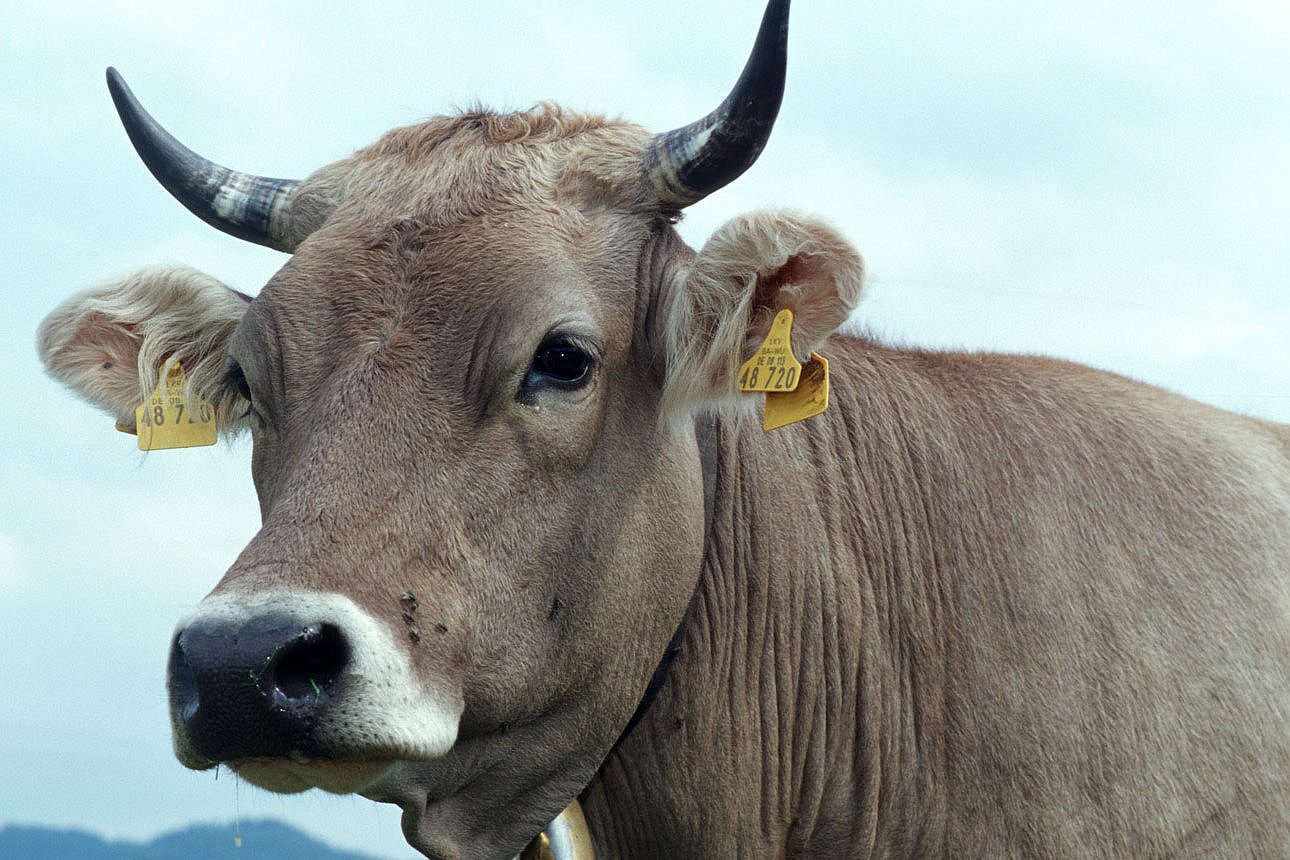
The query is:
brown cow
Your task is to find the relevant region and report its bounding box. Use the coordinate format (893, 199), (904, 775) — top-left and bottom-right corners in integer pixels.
(36, 1), (1290, 857)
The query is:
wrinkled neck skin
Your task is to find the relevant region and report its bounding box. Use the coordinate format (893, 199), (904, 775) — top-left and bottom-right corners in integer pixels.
(582, 337), (945, 858)
(582, 332), (1290, 858)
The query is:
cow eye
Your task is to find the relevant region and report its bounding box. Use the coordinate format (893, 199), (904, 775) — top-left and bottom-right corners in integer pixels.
(223, 359), (266, 430)
(224, 360), (253, 403)
(527, 339), (593, 389)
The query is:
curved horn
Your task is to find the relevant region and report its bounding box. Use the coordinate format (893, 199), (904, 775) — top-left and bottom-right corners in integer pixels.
(644, 0), (789, 208)
(106, 67), (301, 252)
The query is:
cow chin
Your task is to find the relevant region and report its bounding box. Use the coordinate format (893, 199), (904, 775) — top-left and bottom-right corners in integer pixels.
(230, 757), (396, 795)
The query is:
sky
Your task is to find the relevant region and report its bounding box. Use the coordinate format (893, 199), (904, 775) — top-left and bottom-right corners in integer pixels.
(3, 0), (1289, 857)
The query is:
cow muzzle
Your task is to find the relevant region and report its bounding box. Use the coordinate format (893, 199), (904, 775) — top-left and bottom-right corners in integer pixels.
(169, 616), (348, 762)
(166, 590), (461, 793)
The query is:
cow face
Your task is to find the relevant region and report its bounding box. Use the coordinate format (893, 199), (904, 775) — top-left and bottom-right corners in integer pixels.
(36, 2), (863, 856)
(176, 118), (714, 853)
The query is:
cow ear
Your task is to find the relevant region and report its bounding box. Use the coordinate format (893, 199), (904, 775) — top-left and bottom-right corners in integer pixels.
(658, 210), (864, 421)
(37, 266), (251, 434)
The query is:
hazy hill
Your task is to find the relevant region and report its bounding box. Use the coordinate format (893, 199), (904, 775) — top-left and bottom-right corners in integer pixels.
(0, 819), (395, 859)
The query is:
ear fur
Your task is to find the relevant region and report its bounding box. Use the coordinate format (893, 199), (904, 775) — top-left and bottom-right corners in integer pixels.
(37, 266), (251, 434)
(658, 210), (864, 421)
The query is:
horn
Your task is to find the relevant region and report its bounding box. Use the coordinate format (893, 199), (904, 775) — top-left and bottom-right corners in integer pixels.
(643, 0), (790, 208)
(518, 801), (596, 860)
(106, 67), (301, 252)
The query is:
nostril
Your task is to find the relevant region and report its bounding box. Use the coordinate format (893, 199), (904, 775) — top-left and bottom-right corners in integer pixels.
(168, 616), (353, 762)
(262, 623), (349, 708)
(168, 636), (200, 723)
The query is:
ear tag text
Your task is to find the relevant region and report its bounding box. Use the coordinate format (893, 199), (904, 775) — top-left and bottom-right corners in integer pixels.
(763, 353), (829, 431)
(737, 307), (830, 430)
(738, 309), (803, 393)
(133, 362), (217, 451)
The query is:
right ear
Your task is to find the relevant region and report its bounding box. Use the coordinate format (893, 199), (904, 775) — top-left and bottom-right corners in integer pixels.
(36, 266), (251, 434)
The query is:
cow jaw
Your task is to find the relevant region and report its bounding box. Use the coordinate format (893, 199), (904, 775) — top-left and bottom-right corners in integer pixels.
(168, 589), (463, 792)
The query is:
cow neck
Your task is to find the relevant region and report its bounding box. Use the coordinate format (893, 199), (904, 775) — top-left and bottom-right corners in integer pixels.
(607, 414), (718, 755)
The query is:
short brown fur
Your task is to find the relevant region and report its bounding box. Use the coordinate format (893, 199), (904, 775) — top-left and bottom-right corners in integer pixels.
(38, 96), (1290, 860)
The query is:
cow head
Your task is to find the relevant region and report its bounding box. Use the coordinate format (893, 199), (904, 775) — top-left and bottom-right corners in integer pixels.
(37, 1), (863, 856)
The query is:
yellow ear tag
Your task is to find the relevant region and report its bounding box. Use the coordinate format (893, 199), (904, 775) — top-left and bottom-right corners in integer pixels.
(763, 353), (829, 431)
(738, 309), (803, 393)
(133, 362), (217, 451)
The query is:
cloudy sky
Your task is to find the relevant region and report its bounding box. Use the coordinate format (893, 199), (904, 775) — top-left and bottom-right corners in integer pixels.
(3, 0), (1289, 857)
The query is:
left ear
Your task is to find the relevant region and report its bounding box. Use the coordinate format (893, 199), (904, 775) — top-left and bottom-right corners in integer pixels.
(657, 210), (865, 420)
(36, 266), (251, 434)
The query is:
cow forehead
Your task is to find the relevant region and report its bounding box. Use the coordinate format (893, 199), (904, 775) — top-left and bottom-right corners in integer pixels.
(248, 107), (663, 337)
(222, 108), (667, 443)
(290, 106), (658, 240)
(254, 207), (649, 367)
(229, 214), (659, 445)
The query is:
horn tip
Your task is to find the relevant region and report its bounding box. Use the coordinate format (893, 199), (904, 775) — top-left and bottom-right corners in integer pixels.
(105, 66), (124, 93)
(643, 0), (790, 208)
(104, 67), (136, 119)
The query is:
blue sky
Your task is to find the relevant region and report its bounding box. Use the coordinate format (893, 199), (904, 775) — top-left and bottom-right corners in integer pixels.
(3, 1), (1289, 857)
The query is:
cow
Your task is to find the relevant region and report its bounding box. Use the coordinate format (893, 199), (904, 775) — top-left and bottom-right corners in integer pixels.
(35, 0), (1290, 857)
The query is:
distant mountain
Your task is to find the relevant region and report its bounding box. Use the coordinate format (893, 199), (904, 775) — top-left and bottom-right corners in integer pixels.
(0, 819), (394, 859)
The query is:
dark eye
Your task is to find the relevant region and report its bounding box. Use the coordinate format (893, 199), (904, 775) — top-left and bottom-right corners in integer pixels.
(223, 359), (267, 431)
(527, 339), (593, 389)
(224, 359), (253, 403)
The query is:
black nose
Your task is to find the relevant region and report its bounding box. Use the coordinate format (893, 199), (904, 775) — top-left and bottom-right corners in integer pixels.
(168, 615), (350, 762)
